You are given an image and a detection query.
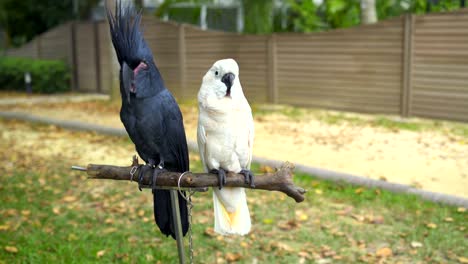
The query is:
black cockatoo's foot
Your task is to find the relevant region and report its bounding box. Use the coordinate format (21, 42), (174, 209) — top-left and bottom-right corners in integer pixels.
(151, 166), (166, 191)
(138, 164), (152, 191)
(240, 169), (255, 188)
(210, 168), (226, 190)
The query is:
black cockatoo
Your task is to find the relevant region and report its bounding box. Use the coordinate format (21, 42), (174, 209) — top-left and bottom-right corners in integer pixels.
(106, 1), (189, 239)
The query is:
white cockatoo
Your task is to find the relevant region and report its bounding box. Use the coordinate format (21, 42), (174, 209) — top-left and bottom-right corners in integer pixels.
(197, 58), (255, 235)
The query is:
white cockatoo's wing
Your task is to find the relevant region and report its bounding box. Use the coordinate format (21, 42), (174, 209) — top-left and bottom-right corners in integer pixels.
(244, 99), (254, 170)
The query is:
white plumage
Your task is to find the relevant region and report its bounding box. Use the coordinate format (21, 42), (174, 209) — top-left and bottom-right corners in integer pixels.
(197, 58), (254, 235)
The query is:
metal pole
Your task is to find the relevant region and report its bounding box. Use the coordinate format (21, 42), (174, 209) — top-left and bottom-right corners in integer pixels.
(170, 190), (185, 264)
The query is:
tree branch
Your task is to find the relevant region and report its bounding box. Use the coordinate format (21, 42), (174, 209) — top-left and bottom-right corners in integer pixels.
(82, 157), (306, 203)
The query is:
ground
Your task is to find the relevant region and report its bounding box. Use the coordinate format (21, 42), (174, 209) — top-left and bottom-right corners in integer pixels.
(0, 119), (466, 263)
(1, 93), (467, 198)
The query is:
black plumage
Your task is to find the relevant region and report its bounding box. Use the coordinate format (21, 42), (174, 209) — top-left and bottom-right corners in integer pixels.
(106, 1), (189, 239)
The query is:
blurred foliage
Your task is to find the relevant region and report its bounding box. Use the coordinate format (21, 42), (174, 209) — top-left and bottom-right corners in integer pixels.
(324, 0), (361, 29)
(0, 57), (70, 93)
(285, 0), (328, 32)
(155, 0), (212, 17)
(0, 0), (99, 47)
(281, 0), (465, 32)
(242, 0), (275, 34)
(155, 0), (464, 34)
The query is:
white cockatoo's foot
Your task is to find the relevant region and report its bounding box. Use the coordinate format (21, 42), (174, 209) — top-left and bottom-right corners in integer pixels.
(240, 169), (255, 188)
(210, 168), (227, 189)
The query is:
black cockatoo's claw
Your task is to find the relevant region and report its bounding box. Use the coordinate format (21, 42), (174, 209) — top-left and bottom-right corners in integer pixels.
(210, 168), (227, 190)
(138, 164), (152, 191)
(240, 169), (255, 188)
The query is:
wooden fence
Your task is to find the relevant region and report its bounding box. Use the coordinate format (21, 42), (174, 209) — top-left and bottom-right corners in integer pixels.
(4, 9), (468, 122)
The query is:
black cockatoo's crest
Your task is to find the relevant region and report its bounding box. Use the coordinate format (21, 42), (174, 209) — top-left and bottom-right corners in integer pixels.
(106, 1), (152, 67)
(106, 1), (163, 100)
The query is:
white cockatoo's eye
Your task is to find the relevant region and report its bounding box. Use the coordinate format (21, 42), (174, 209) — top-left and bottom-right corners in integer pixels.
(215, 71), (219, 76)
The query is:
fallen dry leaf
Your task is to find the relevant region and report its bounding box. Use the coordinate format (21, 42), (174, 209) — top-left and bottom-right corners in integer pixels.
(335, 206), (353, 216)
(103, 227), (117, 234)
(410, 241), (423, 248)
(458, 257), (468, 264)
(426, 223), (437, 229)
(96, 249), (106, 258)
(357, 240), (366, 249)
(63, 196), (77, 202)
(21, 210), (31, 216)
(5, 209), (18, 217)
(444, 217), (454, 222)
(67, 233), (78, 241)
(316, 259), (332, 264)
(366, 215), (384, 224)
(52, 207), (61, 215)
(225, 252), (242, 262)
(355, 188), (364, 194)
(320, 245), (336, 258)
(0, 224), (10, 231)
(351, 214), (365, 222)
(298, 251), (311, 259)
(376, 247), (392, 258)
(457, 207), (466, 213)
(127, 236), (139, 243)
(273, 242), (294, 253)
(146, 254), (154, 261)
(4, 246), (18, 253)
(278, 219), (299, 230)
(295, 210), (309, 221)
(204, 227), (216, 237)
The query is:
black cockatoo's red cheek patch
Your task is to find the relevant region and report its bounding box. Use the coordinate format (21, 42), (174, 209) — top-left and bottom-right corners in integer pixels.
(131, 62), (148, 93)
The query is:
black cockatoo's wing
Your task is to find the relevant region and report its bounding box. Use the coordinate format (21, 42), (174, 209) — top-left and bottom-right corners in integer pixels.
(157, 90), (190, 238)
(134, 89), (189, 238)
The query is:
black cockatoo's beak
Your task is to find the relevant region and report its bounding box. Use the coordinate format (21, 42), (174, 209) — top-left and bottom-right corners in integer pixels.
(122, 62), (133, 103)
(221, 72), (235, 97)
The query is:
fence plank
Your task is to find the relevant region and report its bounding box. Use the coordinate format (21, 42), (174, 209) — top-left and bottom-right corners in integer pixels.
(411, 10), (468, 122)
(178, 24), (186, 99)
(268, 34), (277, 104)
(401, 13), (414, 117)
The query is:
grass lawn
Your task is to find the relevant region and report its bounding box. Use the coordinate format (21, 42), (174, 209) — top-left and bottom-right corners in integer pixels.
(0, 119), (467, 263)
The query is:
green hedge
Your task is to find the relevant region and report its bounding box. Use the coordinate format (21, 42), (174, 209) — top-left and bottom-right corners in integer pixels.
(0, 57), (71, 93)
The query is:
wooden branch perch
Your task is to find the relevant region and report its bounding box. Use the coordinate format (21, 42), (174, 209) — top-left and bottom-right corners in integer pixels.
(82, 157), (306, 203)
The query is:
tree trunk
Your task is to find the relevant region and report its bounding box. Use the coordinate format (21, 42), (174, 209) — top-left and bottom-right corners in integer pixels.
(360, 0), (378, 24)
